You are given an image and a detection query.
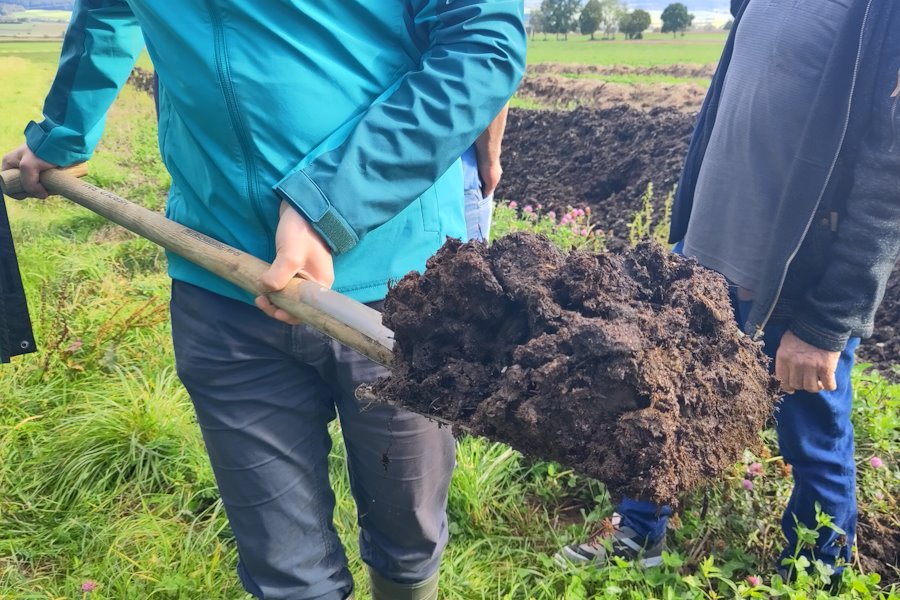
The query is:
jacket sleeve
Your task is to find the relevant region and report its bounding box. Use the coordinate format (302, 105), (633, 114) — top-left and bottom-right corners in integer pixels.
(273, 0), (526, 255)
(24, 0), (143, 166)
(790, 62), (900, 352)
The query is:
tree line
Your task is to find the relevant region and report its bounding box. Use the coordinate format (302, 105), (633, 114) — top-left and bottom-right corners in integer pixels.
(0, 3), (26, 15)
(531, 0), (695, 40)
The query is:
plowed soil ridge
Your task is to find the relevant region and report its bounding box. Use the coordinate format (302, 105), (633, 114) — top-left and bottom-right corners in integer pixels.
(497, 106), (694, 246)
(517, 76), (708, 113)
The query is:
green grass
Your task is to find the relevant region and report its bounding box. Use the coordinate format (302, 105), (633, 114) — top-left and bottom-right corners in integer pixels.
(510, 96), (550, 110)
(0, 40), (897, 600)
(526, 33), (728, 67)
(16, 9), (72, 21)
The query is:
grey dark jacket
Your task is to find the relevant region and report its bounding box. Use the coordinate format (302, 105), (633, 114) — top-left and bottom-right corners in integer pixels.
(671, 0), (900, 352)
(0, 196), (36, 362)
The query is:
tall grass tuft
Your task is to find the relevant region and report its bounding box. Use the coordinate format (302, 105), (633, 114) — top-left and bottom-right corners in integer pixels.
(22, 368), (208, 508)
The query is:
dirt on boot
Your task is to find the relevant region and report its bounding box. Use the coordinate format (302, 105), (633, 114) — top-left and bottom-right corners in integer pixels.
(365, 234), (780, 505)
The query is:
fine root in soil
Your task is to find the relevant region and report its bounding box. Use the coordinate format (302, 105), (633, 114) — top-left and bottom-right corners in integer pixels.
(365, 234), (780, 505)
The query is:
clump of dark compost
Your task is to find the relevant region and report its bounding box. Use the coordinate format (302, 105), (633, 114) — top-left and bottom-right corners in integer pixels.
(366, 233), (779, 505)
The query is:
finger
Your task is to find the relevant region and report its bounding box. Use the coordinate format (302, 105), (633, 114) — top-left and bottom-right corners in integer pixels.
(819, 366), (838, 392)
(1, 151), (20, 170)
(20, 164), (48, 199)
(255, 296), (302, 324)
(271, 307), (302, 325)
(775, 353), (794, 394)
(303, 255), (335, 289)
(257, 254), (301, 293)
(254, 295), (280, 319)
(802, 368), (820, 394)
(788, 367), (807, 396)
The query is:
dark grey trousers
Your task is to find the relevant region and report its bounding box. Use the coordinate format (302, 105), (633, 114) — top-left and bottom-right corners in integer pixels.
(170, 281), (455, 600)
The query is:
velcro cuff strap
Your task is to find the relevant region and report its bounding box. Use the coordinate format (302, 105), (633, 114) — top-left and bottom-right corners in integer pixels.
(24, 120), (91, 167)
(274, 169), (359, 255)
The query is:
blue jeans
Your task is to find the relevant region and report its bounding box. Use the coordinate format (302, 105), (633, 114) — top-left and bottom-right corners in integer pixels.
(617, 290), (860, 569)
(170, 281), (455, 600)
(463, 187), (493, 242)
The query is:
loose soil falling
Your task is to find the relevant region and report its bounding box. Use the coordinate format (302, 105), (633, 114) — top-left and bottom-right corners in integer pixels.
(366, 234), (779, 505)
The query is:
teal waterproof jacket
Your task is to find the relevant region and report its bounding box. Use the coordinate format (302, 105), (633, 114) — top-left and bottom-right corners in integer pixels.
(26, 1), (526, 303)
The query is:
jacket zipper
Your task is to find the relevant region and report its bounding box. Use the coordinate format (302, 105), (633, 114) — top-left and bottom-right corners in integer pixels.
(890, 67), (900, 151)
(204, 2), (274, 257)
(753, 0), (874, 340)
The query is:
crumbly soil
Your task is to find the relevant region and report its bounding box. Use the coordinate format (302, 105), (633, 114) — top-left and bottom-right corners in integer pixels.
(858, 268), (900, 374)
(366, 234), (779, 505)
(857, 513), (900, 584)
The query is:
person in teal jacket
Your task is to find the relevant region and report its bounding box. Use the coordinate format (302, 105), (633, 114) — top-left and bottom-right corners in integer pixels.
(3, 2), (526, 599)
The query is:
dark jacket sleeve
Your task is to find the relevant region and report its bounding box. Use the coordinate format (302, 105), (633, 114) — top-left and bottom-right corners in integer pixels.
(790, 58), (900, 351)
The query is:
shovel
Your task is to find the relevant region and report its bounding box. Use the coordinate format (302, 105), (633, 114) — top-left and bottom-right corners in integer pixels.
(0, 165), (395, 367)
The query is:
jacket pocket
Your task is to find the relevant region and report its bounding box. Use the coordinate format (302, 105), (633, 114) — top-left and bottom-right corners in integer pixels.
(419, 187), (440, 233)
(808, 210), (837, 267)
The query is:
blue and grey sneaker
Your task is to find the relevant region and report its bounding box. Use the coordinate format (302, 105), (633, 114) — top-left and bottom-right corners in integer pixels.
(554, 513), (666, 569)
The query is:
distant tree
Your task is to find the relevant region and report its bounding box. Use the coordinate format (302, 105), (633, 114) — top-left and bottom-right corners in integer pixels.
(723, 18), (733, 30)
(579, 0), (602, 40)
(661, 3), (694, 37)
(598, 0), (626, 39)
(0, 3), (26, 15)
(620, 9), (651, 40)
(530, 9), (548, 40)
(541, 0), (581, 40)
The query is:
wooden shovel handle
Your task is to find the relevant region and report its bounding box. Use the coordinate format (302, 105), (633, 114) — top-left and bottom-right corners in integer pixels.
(0, 166), (395, 367)
(0, 163), (89, 196)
